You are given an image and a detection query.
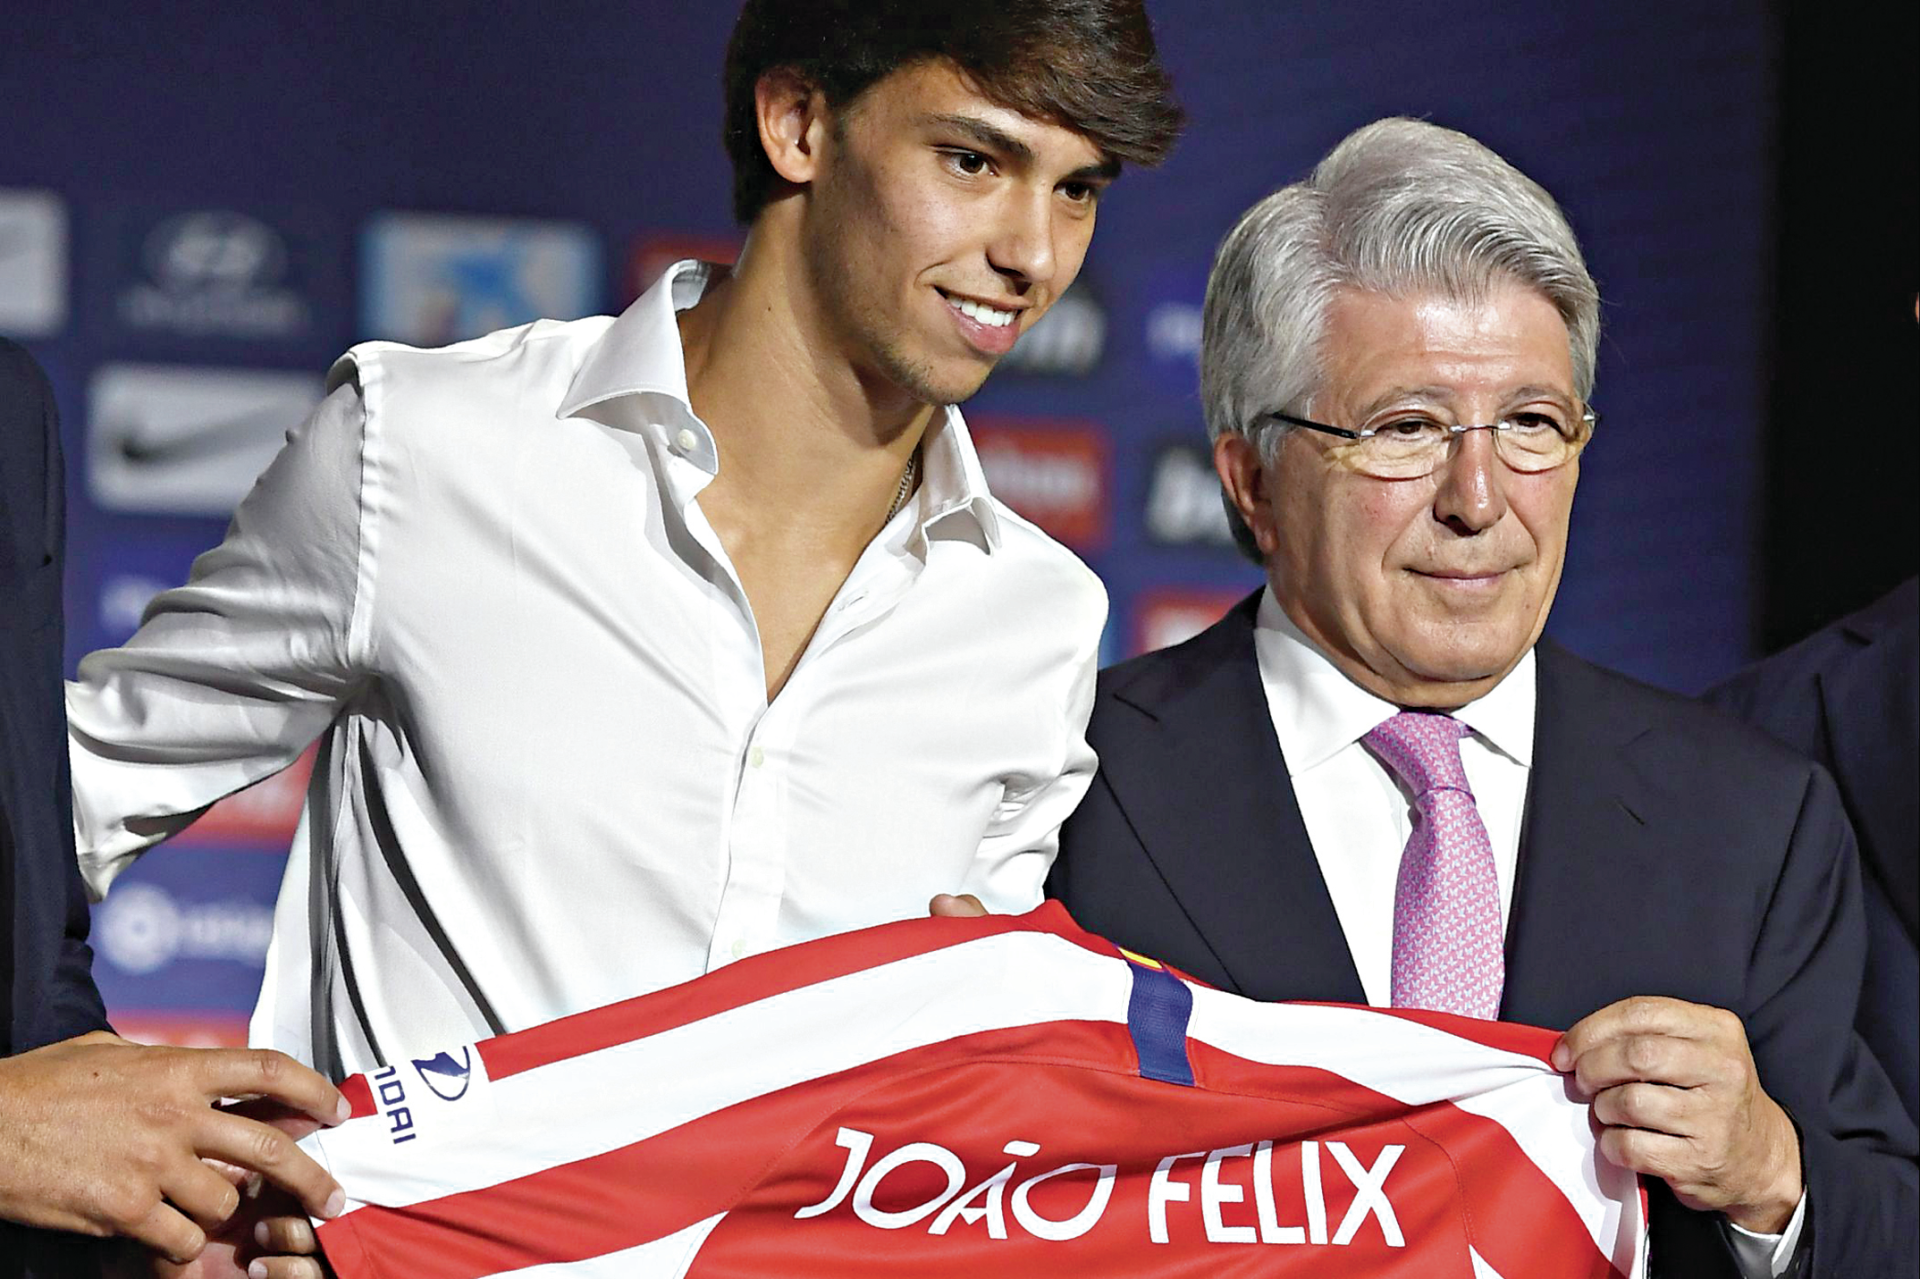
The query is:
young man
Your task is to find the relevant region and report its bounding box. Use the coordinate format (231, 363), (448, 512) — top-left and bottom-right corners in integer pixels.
(68, 0), (1181, 1094)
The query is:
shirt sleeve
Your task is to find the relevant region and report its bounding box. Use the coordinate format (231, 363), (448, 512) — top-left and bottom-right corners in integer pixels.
(1725, 1191), (1806, 1278)
(67, 381), (372, 898)
(969, 601), (1102, 910)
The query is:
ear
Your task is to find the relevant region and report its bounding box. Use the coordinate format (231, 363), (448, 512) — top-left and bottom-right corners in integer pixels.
(1213, 432), (1281, 560)
(755, 66), (833, 188)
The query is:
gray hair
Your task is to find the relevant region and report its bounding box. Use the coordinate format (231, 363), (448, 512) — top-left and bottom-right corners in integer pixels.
(1200, 117), (1601, 561)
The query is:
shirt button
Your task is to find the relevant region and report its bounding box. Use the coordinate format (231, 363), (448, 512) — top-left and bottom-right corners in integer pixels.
(749, 745), (766, 768)
(730, 939), (748, 960)
(674, 427), (698, 453)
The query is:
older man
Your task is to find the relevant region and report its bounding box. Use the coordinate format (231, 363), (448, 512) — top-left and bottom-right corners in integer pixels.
(1049, 120), (1916, 1275)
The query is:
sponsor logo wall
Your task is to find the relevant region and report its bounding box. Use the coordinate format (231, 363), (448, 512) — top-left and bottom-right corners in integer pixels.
(0, 188), (67, 336)
(87, 364), (325, 515)
(971, 415), (1113, 554)
(89, 761), (310, 1048)
(109, 209), (333, 346)
(361, 213), (603, 346)
(5, 3), (1771, 1047)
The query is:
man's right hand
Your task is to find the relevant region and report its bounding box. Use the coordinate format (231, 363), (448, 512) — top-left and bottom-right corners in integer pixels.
(0, 1033), (348, 1264)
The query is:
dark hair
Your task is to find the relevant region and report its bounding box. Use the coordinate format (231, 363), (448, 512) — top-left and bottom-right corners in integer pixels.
(723, 0), (1184, 224)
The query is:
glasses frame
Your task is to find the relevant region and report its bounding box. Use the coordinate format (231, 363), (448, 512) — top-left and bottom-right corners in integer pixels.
(1259, 406), (1599, 476)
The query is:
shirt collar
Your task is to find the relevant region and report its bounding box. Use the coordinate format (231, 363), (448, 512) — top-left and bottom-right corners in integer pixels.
(557, 258), (998, 552)
(913, 405), (1002, 553)
(1253, 585), (1536, 774)
(559, 258), (713, 421)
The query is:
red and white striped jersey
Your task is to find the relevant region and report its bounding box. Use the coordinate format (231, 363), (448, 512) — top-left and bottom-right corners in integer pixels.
(302, 903), (1647, 1278)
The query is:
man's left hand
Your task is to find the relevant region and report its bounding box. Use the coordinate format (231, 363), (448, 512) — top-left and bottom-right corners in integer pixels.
(1553, 996), (1801, 1233)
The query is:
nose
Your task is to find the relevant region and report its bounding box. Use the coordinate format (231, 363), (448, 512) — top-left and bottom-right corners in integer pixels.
(1431, 427), (1508, 535)
(986, 187), (1058, 288)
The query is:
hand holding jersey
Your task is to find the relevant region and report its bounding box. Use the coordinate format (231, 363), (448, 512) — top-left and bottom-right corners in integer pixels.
(936, 888), (1798, 1240)
(1555, 998), (1804, 1235)
(149, 1184), (318, 1279)
(0, 1035), (345, 1266)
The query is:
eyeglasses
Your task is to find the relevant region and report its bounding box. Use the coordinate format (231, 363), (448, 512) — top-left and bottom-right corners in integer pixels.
(1259, 405), (1598, 479)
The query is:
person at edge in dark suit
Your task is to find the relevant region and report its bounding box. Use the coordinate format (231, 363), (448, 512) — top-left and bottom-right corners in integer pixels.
(1040, 120), (1917, 1275)
(1706, 577), (1918, 1123)
(0, 338), (349, 1279)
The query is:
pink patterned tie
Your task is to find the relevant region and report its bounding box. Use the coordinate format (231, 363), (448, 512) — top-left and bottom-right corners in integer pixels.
(1364, 711), (1504, 1018)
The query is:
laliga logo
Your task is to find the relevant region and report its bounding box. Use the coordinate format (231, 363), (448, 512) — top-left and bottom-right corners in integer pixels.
(94, 882), (274, 976)
(795, 1126), (1406, 1248)
(412, 1048), (474, 1102)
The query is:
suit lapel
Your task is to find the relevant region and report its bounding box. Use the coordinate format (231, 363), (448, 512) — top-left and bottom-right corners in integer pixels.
(1096, 596), (1365, 1004)
(1502, 642), (1664, 1029)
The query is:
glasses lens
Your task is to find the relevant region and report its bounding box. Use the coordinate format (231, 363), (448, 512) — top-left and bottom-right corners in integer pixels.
(1332, 410), (1590, 478)
(1493, 413), (1582, 473)
(1349, 421), (1449, 478)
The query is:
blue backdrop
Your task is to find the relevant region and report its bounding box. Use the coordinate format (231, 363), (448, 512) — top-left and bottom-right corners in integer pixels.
(0, 1), (1778, 1043)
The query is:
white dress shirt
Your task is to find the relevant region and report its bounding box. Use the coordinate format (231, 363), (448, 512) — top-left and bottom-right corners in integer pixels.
(1252, 588), (1532, 1008)
(68, 260), (1107, 1078)
(1250, 586), (1802, 1275)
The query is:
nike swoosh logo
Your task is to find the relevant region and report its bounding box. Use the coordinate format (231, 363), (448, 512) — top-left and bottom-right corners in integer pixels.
(109, 408), (288, 466)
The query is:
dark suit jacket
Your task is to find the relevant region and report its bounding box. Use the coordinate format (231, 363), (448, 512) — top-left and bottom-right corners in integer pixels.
(1706, 580), (1919, 1123)
(1, 338), (114, 1278)
(0, 340), (107, 1057)
(1051, 595), (1918, 1278)
(1707, 579), (1918, 941)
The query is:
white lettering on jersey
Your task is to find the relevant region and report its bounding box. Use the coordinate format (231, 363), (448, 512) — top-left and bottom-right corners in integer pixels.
(1148, 1151), (1207, 1244)
(803, 1128), (1405, 1247)
(794, 1127), (872, 1219)
(1328, 1142), (1406, 1247)
(1202, 1144), (1256, 1243)
(1008, 1160), (1116, 1241)
(852, 1142), (968, 1229)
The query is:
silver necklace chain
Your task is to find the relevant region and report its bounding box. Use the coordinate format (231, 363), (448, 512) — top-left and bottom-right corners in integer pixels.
(884, 449), (919, 523)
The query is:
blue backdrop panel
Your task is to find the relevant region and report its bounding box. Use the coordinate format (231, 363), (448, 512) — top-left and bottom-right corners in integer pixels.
(89, 848), (283, 1027)
(0, 1), (1777, 1040)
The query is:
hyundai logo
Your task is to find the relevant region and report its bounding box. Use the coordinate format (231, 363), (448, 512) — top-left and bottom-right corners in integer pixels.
(145, 211), (284, 293)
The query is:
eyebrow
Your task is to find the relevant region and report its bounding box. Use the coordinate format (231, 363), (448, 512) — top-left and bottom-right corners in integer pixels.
(1354, 383), (1577, 420)
(922, 112), (1121, 184)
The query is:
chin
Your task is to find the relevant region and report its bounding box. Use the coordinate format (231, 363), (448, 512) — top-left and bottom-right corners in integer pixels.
(871, 341), (993, 408)
(1397, 630), (1531, 687)
(919, 367), (994, 407)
